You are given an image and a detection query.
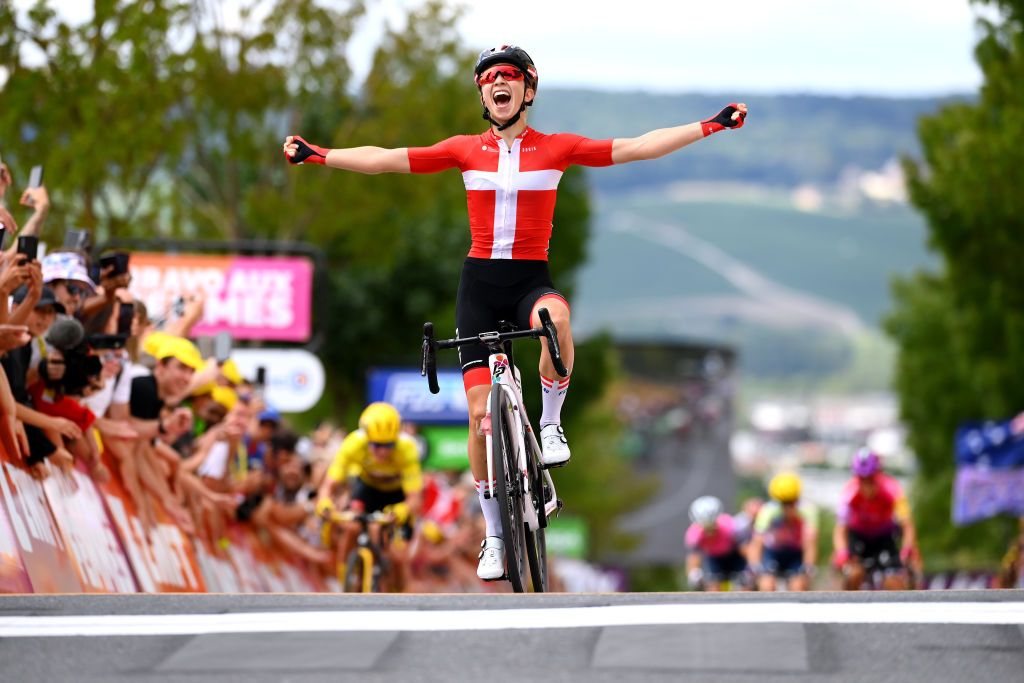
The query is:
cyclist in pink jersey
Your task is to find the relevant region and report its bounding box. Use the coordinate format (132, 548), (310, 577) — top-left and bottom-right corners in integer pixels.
(833, 448), (918, 590)
(684, 496), (751, 591)
(284, 45), (748, 581)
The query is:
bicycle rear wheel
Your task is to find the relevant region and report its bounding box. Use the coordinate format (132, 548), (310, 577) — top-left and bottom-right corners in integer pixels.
(490, 388), (527, 592)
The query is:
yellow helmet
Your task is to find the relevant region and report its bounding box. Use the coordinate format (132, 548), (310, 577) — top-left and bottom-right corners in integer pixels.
(359, 402), (401, 443)
(769, 472), (802, 503)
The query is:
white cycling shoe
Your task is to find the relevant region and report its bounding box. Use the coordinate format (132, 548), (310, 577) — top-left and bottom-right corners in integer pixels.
(477, 536), (505, 581)
(540, 424), (571, 468)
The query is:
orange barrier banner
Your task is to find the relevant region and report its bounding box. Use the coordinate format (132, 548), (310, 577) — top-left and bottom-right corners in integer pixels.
(0, 489), (33, 593)
(41, 464), (138, 593)
(0, 455), (84, 593)
(1, 445), (327, 594)
(233, 525), (326, 593)
(194, 541), (245, 593)
(96, 450), (205, 593)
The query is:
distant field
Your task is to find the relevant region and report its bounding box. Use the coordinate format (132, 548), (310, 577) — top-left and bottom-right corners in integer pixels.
(571, 193), (936, 337)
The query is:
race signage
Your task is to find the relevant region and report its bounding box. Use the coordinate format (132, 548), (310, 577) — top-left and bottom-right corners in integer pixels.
(231, 348), (326, 413)
(420, 426), (470, 471)
(367, 368), (468, 424)
(129, 252), (314, 342)
(0, 458), (84, 592)
(43, 466), (137, 593)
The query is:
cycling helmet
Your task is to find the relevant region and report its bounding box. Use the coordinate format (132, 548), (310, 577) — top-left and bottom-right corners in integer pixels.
(474, 45), (538, 131)
(851, 447), (882, 477)
(768, 472), (802, 504)
(689, 495), (723, 526)
(359, 402), (401, 443)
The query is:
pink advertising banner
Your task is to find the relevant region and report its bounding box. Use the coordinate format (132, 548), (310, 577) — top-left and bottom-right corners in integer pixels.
(129, 252), (314, 342)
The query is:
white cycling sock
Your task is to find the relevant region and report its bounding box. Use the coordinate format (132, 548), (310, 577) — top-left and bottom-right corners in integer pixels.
(476, 479), (502, 537)
(540, 375), (570, 427)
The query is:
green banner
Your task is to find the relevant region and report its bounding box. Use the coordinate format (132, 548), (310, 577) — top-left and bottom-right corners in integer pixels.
(545, 516), (589, 559)
(421, 426), (470, 471)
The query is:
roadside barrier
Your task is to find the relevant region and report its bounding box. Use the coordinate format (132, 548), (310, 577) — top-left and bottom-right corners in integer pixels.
(0, 446), (326, 594)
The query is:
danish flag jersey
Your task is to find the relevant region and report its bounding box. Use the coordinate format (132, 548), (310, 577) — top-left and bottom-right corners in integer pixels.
(408, 127), (614, 260)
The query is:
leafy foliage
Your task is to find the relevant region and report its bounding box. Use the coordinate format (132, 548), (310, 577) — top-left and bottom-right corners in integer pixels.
(886, 0), (1024, 565)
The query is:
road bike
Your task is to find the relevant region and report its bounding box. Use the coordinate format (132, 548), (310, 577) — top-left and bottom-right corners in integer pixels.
(421, 308), (565, 592)
(328, 509), (398, 593)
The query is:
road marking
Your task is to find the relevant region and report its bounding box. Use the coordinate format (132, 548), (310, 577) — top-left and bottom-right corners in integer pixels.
(1, 602), (1023, 637)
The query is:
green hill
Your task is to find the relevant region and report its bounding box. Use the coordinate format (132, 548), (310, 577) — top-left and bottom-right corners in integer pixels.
(532, 90), (965, 191)
(568, 193), (937, 382)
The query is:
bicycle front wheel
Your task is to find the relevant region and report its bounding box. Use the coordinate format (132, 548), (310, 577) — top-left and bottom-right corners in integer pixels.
(343, 547), (377, 593)
(490, 388), (527, 592)
(524, 437), (548, 592)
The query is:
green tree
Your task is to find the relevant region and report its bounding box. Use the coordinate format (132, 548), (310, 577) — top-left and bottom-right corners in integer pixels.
(0, 0), (194, 237)
(886, 0), (1024, 566)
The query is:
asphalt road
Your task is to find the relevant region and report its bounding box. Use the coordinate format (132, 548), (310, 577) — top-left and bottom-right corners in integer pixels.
(2, 591), (1023, 682)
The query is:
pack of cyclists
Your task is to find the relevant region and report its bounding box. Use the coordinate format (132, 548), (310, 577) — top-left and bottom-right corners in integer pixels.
(686, 448), (919, 592)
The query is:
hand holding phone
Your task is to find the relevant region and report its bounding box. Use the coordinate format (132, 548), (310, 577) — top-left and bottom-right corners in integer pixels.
(28, 165), (43, 188)
(117, 302), (135, 336)
(63, 229), (92, 251)
(214, 332), (233, 363)
(99, 251), (130, 276)
(17, 235), (39, 262)
(22, 166), (43, 208)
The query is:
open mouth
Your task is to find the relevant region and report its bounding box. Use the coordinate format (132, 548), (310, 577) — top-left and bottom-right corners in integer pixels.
(492, 90), (512, 107)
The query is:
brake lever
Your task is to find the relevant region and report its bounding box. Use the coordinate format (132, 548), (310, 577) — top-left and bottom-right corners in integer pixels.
(537, 308), (568, 378)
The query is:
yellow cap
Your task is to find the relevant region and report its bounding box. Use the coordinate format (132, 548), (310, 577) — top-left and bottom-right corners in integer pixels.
(211, 386), (239, 410)
(142, 331), (174, 358)
(191, 381), (216, 398)
(421, 520), (444, 544)
(153, 335), (204, 371)
(221, 358), (244, 385)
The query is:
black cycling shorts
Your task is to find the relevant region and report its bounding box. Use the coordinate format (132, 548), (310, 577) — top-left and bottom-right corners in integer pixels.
(848, 528), (902, 570)
(350, 480), (413, 541)
(455, 258), (567, 390)
(351, 479), (405, 513)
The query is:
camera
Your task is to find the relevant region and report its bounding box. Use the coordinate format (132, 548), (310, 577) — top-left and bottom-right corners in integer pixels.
(99, 251), (130, 276)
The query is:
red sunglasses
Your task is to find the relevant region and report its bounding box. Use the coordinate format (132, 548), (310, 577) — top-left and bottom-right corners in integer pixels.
(476, 65), (524, 85)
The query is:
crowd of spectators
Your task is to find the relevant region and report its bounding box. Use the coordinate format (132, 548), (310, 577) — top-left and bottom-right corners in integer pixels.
(0, 160), (547, 592)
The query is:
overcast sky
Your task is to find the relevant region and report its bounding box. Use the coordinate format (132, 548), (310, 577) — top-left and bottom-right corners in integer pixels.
(19, 0), (992, 96)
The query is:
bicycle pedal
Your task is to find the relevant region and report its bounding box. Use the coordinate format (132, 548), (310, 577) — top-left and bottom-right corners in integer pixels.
(481, 574), (507, 583)
(541, 458), (570, 470)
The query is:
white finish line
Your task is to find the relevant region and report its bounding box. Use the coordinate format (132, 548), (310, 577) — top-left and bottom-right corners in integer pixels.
(1, 602), (1023, 637)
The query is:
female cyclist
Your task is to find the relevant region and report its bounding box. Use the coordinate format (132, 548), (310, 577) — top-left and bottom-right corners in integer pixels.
(284, 45), (748, 581)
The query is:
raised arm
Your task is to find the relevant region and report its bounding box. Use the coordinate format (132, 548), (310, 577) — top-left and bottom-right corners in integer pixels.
(283, 136), (411, 174)
(611, 103), (747, 165)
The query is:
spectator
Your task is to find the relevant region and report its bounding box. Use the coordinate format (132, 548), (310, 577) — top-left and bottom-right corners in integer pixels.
(247, 407), (281, 471)
(0, 163), (50, 247)
(11, 284), (65, 379)
(40, 251), (97, 319)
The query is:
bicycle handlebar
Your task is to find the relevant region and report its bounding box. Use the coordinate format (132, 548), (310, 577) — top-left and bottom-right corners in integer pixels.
(328, 509), (395, 525)
(420, 307), (568, 394)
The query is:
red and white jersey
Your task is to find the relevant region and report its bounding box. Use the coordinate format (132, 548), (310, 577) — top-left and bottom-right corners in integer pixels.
(408, 127), (614, 260)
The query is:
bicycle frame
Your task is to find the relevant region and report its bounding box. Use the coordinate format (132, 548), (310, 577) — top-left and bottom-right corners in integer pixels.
(483, 352), (559, 531)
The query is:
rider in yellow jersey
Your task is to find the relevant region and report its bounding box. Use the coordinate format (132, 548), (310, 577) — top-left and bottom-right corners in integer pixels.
(316, 402), (423, 589)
